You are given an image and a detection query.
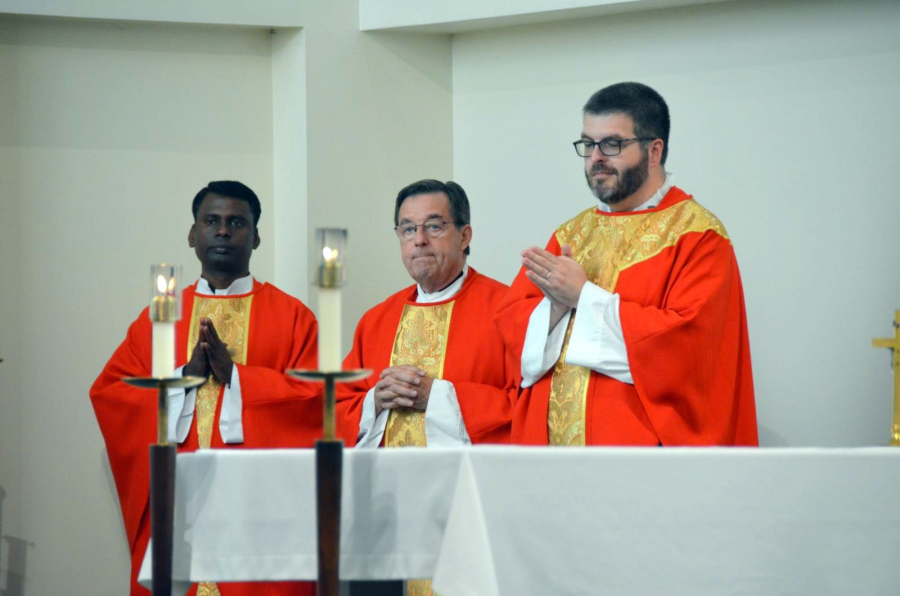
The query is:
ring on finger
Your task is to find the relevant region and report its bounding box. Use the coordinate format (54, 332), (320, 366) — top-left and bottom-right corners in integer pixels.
(545, 270), (551, 280)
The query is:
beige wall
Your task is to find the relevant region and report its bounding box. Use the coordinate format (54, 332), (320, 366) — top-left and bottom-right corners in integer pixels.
(0, 5), (454, 593)
(451, 0), (900, 446)
(0, 145), (24, 594)
(0, 16), (276, 593)
(305, 23), (453, 342)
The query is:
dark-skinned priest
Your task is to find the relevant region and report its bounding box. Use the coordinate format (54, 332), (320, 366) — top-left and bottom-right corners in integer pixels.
(495, 82), (758, 447)
(91, 181), (319, 596)
(337, 179), (516, 456)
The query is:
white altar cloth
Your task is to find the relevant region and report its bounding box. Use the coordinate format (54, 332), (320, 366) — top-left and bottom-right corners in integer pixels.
(139, 447), (900, 595)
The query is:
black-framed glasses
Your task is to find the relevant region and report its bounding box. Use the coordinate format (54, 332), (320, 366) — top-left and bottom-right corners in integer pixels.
(394, 220), (459, 241)
(573, 137), (654, 157)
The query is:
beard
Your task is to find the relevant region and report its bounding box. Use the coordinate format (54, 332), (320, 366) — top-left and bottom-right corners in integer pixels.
(585, 151), (650, 206)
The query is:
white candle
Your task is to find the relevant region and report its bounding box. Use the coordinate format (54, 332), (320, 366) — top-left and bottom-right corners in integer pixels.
(152, 321), (175, 377)
(151, 274), (176, 377)
(318, 246), (342, 371)
(318, 287), (342, 371)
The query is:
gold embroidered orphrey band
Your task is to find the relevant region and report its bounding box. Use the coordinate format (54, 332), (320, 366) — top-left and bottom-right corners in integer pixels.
(546, 199), (729, 446)
(384, 301), (454, 448)
(188, 294), (254, 449)
(188, 294), (254, 596)
(384, 301), (455, 596)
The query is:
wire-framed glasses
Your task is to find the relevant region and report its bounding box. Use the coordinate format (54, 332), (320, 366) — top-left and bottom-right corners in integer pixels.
(394, 220), (458, 241)
(573, 137), (654, 157)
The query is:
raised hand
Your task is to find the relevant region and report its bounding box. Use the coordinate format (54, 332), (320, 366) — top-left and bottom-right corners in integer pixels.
(201, 318), (234, 385)
(183, 325), (211, 380)
(522, 244), (588, 309)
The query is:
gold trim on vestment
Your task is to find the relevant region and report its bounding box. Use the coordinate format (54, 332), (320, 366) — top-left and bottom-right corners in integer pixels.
(188, 293), (253, 595)
(385, 302), (454, 596)
(407, 578), (436, 596)
(188, 293), (254, 449)
(547, 199), (729, 446)
(384, 302), (454, 448)
(197, 582), (222, 596)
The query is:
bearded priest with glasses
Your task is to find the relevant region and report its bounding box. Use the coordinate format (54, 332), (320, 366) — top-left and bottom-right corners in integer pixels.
(337, 179), (516, 464)
(495, 82), (758, 447)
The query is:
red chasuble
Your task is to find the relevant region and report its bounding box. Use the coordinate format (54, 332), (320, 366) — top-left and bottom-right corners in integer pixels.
(336, 267), (516, 445)
(90, 281), (320, 596)
(495, 187), (758, 446)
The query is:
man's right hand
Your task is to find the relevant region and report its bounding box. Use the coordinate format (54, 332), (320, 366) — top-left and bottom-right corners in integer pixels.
(373, 365), (426, 417)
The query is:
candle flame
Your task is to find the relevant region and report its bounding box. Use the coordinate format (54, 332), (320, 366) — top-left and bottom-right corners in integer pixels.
(156, 274), (167, 294)
(168, 276), (176, 293)
(322, 247), (338, 262)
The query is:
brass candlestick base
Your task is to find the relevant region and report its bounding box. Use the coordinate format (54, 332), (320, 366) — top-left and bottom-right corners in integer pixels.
(872, 310), (900, 447)
(123, 375), (204, 596)
(286, 368), (371, 596)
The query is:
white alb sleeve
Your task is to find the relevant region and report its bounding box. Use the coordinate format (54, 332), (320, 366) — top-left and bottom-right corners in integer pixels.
(355, 387), (389, 449)
(565, 282), (633, 384)
(424, 380), (471, 447)
(167, 366), (196, 444)
(218, 363), (244, 444)
(521, 297), (572, 388)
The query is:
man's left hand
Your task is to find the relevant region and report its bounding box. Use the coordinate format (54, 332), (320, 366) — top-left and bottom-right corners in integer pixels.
(380, 365), (433, 411)
(522, 244), (588, 309)
(200, 318), (233, 385)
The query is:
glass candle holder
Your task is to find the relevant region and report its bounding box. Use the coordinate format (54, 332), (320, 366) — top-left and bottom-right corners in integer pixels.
(150, 264), (182, 322)
(316, 228), (347, 289)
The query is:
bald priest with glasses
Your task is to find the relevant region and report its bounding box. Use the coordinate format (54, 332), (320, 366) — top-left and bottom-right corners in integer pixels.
(337, 179), (516, 452)
(495, 82), (758, 447)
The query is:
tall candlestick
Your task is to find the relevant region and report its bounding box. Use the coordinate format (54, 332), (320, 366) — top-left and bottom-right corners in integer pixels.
(149, 265), (181, 378)
(293, 228), (356, 596)
(316, 230), (346, 372)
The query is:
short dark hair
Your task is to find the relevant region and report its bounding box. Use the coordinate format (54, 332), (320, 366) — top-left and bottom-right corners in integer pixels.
(192, 181), (261, 226)
(583, 82), (671, 165)
(394, 179), (471, 255)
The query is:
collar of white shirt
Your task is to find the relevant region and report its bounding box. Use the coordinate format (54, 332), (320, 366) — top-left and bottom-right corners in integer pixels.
(596, 172), (675, 213)
(415, 264), (469, 304)
(196, 274), (254, 296)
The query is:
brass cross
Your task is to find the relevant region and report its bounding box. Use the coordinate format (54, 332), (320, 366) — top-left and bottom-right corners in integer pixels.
(872, 310), (900, 446)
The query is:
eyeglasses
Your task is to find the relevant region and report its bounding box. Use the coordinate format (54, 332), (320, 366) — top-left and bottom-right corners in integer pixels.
(573, 137), (654, 157)
(394, 220), (459, 241)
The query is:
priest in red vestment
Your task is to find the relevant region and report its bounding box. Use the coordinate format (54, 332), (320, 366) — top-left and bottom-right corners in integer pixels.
(91, 181), (319, 595)
(337, 179), (515, 452)
(495, 83), (758, 447)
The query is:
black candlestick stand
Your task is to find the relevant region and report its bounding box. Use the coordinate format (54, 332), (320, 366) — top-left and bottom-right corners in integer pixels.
(123, 375), (204, 596)
(287, 369), (370, 596)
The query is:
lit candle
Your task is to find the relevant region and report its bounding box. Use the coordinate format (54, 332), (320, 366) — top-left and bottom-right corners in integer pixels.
(316, 229), (346, 372)
(318, 247), (342, 371)
(150, 266), (180, 378)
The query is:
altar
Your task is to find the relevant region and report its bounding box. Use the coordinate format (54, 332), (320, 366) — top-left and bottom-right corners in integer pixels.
(139, 446), (900, 595)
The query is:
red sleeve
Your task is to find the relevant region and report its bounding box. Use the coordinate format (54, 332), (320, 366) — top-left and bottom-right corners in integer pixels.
(493, 234), (561, 375)
(619, 231), (757, 445)
(237, 298), (323, 448)
(453, 352), (517, 444)
(334, 315), (377, 446)
(452, 279), (519, 444)
(89, 310), (155, 554)
(238, 302), (319, 401)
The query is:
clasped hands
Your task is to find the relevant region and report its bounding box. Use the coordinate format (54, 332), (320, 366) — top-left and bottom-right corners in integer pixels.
(183, 317), (234, 386)
(373, 365), (434, 417)
(522, 244), (588, 326)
